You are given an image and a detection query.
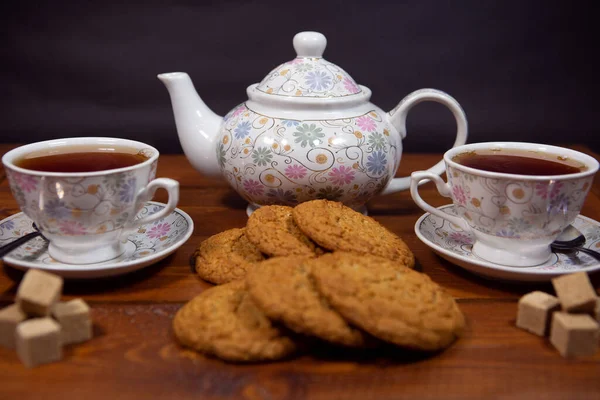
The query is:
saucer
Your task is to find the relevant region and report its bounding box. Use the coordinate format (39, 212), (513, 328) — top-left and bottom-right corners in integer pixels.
(415, 204), (600, 282)
(0, 201), (194, 279)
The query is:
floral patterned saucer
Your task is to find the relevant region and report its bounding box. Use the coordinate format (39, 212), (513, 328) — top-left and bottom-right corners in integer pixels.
(0, 201), (193, 279)
(415, 204), (600, 282)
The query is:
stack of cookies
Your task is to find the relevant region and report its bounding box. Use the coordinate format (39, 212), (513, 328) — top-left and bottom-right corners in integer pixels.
(174, 200), (465, 362)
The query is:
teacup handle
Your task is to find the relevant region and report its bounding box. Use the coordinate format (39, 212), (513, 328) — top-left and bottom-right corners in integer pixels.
(410, 171), (471, 231)
(382, 89), (468, 194)
(126, 178), (180, 234)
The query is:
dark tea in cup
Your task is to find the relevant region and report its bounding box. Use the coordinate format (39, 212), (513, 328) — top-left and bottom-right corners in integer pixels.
(14, 145), (149, 173)
(451, 148), (586, 175)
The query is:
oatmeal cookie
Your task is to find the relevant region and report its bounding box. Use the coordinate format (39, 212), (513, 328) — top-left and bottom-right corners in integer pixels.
(310, 252), (465, 351)
(246, 205), (322, 257)
(194, 228), (265, 284)
(246, 255), (372, 347)
(173, 280), (298, 362)
(292, 200), (414, 267)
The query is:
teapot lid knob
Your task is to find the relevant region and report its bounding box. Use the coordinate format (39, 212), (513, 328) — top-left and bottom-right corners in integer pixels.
(293, 31), (327, 58)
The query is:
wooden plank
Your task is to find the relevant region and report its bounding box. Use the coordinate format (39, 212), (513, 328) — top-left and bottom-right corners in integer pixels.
(0, 195), (551, 302)
(1, 146), (599, 400)
(0, 222), (546, 303)
(0, 301), (597, 400)
(2, 150), (600, 303)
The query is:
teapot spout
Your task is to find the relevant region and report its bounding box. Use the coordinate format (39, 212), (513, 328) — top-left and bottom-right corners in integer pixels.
(157, 72), (223, 177)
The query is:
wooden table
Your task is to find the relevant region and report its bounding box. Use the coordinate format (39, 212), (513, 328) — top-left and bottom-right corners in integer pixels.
(1, 143), (599, 400)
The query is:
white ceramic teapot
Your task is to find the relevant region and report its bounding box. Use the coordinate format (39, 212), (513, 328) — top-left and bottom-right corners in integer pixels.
(158, 31), (467, 214)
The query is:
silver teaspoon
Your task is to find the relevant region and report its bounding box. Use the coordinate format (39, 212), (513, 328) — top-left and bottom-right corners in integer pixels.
(0, 223), (44, 258)
(551, 225), (600, 261)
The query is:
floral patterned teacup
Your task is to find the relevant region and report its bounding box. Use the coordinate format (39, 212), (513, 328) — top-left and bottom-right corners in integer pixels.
(410, 142), (599, 267)
(2, 137), (179, 264)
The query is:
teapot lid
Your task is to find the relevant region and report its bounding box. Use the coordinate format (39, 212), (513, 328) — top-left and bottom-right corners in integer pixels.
(255, 32), (363, 98)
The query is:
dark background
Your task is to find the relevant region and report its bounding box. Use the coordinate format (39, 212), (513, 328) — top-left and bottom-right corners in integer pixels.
(1, 0), (598, 155)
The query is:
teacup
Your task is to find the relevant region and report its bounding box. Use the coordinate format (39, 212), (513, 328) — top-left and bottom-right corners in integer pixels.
(2, 137), (179, 264)
(410, 142), (599, 267)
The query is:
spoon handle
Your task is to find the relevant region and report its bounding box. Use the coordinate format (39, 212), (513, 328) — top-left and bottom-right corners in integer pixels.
(575, 246), (600, 261)
(0, 232), (41, 258)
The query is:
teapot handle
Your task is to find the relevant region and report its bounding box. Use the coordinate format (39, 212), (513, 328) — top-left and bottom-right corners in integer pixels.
(381, 89), (468, 195)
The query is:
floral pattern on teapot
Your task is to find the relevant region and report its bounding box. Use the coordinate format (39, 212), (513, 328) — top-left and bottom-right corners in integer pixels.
(447, 166), (594, 240)
(218, 104), (401, 208)
(255, 57), (362, 98)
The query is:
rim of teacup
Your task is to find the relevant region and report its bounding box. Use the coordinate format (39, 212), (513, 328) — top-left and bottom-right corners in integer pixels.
(443, 142), (599, 180)
(1, 137), (160, 177)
